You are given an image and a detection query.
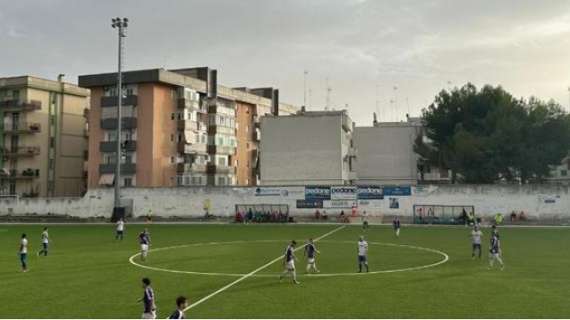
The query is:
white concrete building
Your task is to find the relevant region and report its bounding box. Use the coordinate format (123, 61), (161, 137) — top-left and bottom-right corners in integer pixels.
(354, 116), (421, 185)
(259, 110), (356, 185)
(547, 155), (570, 185)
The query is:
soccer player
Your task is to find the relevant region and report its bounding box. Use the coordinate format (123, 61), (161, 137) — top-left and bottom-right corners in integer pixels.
(279, 240), (300, 284)
(357, 236), (369, 273)
(19, 233), (29, 272)
(361, 210), (369, 230)
(304, 238), (320, 273)
(393, 216), (401, 237)
(139, 277), (157, 319)
(139, 228), (151, 262)
(488, 227), (505, 270)
(37, 227), (49, 256)
(116, 218), (125, 241)
(168, 296), (188, 319)
(471, 225), (483, 259)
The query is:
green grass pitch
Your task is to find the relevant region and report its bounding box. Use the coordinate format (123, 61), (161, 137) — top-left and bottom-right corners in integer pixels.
(0, 223), (568, 318)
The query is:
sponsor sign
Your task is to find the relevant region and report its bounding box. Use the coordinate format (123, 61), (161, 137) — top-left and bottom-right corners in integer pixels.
(383, 186), (412, 196)
(254, 187), (288, 197)
(357, 185), (384, 199)
(305, 186), (331, 200)
(331, 186), (357, 200)
(296, 199), (323, 209)
(323, 200), (357, 208)
(357, 199), (383, 208)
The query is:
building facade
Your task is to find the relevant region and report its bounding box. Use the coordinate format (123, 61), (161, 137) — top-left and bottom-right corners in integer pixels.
(259, 110), (356, 186)
(354, 118), (421, 185)
(78, 67), (297, 189)
(0, 76), (89, 197)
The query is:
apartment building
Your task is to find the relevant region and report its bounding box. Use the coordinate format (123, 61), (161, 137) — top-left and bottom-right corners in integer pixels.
(0, 76), (89, 197)
(78, 67), (298, 189)
(259, 109), (357, 186)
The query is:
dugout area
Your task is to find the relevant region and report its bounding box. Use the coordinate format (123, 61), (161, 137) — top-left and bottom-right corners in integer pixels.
(413, 204), (475, 225)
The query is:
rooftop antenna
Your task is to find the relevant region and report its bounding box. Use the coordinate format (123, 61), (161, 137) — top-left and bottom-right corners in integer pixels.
(375, 84), (380, 122)
(325, 77), (331, 111)
(303, 70), (308, 108)
(393, 85), (398, 121)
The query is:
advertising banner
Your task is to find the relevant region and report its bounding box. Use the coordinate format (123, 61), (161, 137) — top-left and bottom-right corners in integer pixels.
(305, 186), (331, 200)
(356, 185), (384, 199)
(323, 200), (357, 208)
(254, 187), (288, 197)
(330, 186), (357, 200)
(383, 186), (412, 196)
(296, 199), (323, 209)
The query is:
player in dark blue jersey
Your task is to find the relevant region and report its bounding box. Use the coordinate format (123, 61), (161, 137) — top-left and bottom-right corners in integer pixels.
(393, 216), (401, 237)
(488, 226), (504, 270)
(138, 277), (156, 319)
(304, 238), (321, 273)
(279, 240), (300, 284)
(139, 228), (151, 262)
(168, 296), (188, 319)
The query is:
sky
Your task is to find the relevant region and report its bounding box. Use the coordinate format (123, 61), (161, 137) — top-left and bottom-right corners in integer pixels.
(1, 0), (570, 125)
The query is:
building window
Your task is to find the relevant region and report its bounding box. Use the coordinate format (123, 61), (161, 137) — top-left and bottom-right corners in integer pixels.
(124, 178), (133, 187)
(170, 134), (174, 142)
(171, 113), (175, 120)
(561, 170), (568, 177)
(49, 137), (55, 148)
(171, 156), (175, 164)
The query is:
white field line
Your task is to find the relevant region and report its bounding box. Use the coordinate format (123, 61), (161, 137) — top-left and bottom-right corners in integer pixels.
(129, 239), (449, 278)
(181, 225), (346, 314)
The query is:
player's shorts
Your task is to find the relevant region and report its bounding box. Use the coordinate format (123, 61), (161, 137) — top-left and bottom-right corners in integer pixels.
(20, 253), (27, 264)
(358, 255), (367, 263)
(142, 311), (156, 319)
(472, 243), (481, 250)
(286, 260), (295, 270)
(117, 230), (124, 235)
(141, 244), (149, 252)
(307, 258), (315, 264)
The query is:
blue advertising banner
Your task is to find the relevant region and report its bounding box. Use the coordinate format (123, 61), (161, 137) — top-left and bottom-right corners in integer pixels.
(330, 186), (357, 200)
(296, 199), (323, 209)
(305, 186), (331, 200)
(383, 186), (412, 196)
(357, 185), (384, 199)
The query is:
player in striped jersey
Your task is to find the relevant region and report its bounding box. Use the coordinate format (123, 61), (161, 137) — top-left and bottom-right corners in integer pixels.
(19, 233), (29, 272)
(279, 240), (300, 284)
(304, 238), (321, 273)
(139, 277), (157, 319)
(139, 228), (151, 262)
(488, 227), (504, 270)
(168, 296), (188, 319)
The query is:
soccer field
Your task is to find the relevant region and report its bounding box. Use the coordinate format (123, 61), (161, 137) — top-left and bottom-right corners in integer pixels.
(0, 223), (569, 318)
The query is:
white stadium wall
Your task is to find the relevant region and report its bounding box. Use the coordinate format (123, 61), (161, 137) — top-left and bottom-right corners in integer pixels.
(0, 184), (569, 222)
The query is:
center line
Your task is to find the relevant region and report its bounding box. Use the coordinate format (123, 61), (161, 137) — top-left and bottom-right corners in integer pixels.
(181, 225), (346, 313)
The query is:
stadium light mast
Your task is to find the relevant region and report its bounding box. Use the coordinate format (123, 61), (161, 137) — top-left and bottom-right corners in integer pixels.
(111, 17), (128, 218)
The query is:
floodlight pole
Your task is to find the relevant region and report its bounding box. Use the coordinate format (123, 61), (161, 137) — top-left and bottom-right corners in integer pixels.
(112, 17), (128, 214)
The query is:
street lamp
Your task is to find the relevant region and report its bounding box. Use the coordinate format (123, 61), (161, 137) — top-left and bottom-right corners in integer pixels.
(111, 17), (128, 220)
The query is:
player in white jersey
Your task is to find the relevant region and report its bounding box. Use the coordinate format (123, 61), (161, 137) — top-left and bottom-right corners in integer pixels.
(116, 218), (125, 240)
(357, 236), (369, 273)
(38, 227), (49, 256)
(488, 226), (505, 270)
(279, 240), (300, 284)
(471, 226), (482, 259)
(19, 233), (28, 272)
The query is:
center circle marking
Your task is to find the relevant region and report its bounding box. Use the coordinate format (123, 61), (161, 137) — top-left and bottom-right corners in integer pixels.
(128, 240), (449, 277)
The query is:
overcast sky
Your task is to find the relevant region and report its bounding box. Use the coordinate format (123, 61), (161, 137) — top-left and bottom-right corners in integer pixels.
(1, 0), (570, 125)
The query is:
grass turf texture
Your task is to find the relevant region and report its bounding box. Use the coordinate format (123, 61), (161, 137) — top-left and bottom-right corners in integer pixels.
(0, 224), (568, 318)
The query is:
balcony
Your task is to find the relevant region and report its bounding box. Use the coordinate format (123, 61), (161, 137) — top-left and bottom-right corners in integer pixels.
(178, 142), (207, 154)
(207, 164), (235, 174)
(3, 122), (41, 135)
(0, 100), (41, 112)
(6, 168), (39, 180)
(207, 145), (236, 155)
(100, 95), (138, 107)
(177, 98), (202, 111)
(99, 163), (136, 175)
(176, 163), (207, 174)
(100, 117), (137, 130)
(2, 146), (40, 158)
(177, 120), (199, 131)
(100, 140), (137, 153)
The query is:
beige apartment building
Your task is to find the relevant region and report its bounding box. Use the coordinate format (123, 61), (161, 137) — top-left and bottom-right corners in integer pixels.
(78, 67), (297, 189)
(0, 76), (89, 197)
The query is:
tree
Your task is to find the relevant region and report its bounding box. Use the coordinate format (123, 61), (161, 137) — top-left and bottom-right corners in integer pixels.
(416, 83), (570, 184)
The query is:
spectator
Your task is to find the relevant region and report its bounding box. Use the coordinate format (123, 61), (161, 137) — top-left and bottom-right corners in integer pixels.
(519, 211), (527, 221)
(246, 208), (253, 223)
(321, 210), (328, 220)
(315, 209), (321, 220)
(510, 211), (517, 222)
